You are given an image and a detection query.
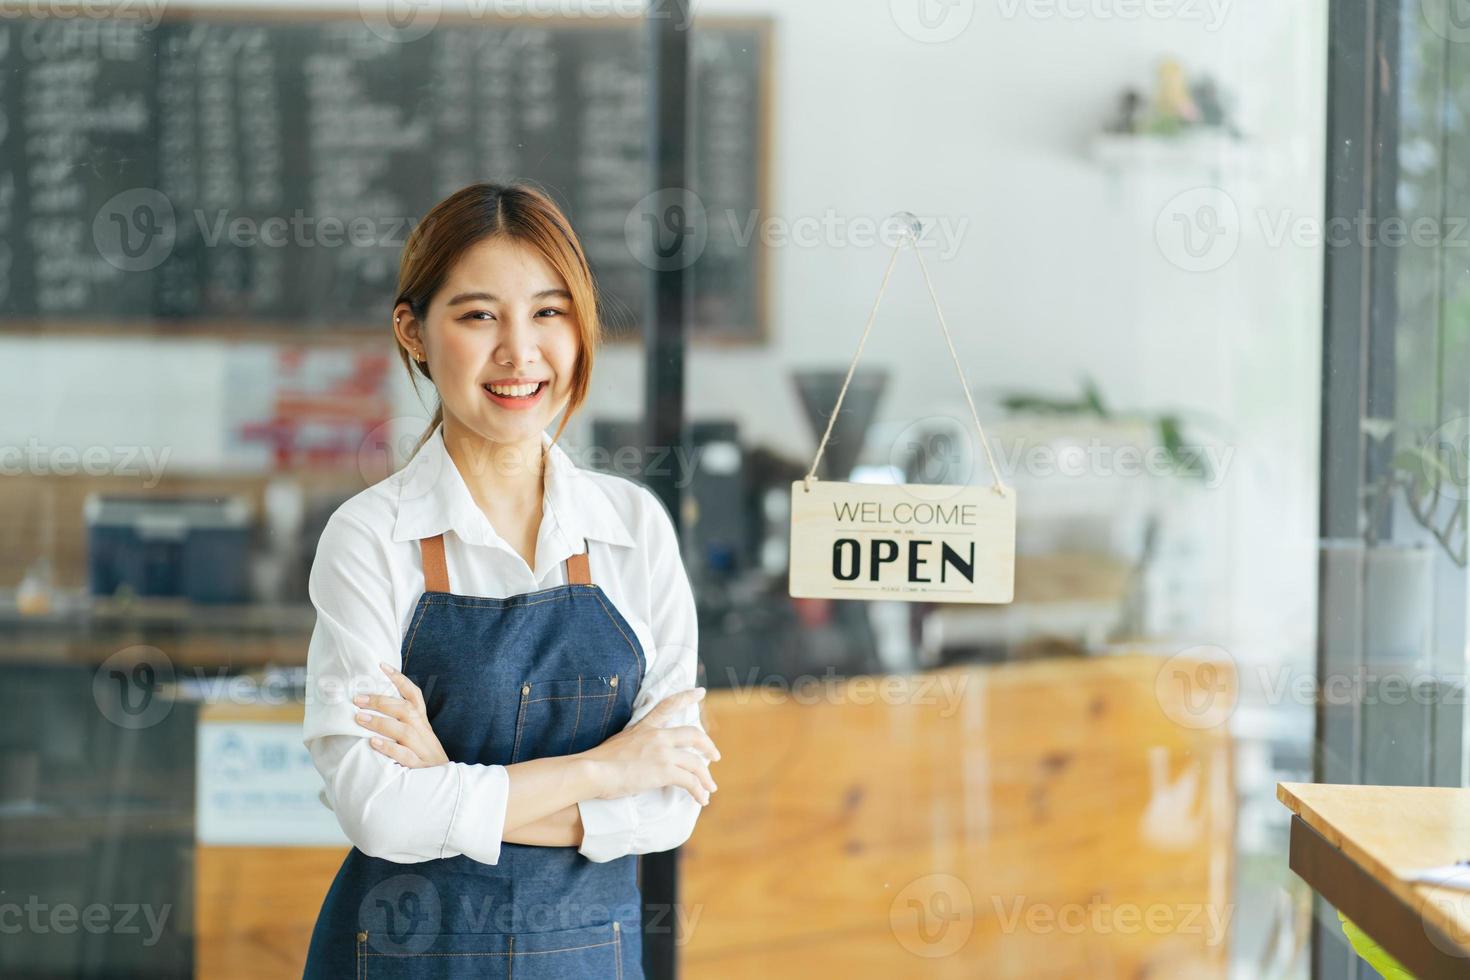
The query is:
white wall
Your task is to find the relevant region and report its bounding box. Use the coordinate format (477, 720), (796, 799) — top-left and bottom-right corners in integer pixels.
(665, 0), (1324, 668)
(1, 0), (1327, 666)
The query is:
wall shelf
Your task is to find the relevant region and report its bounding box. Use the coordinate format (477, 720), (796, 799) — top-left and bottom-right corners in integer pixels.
(1089, 130), (1256, 181)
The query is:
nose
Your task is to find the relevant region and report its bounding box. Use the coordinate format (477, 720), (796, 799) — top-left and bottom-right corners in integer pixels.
(492, 312), (542, 368)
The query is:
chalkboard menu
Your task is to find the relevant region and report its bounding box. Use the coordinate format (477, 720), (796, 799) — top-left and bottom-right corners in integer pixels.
(0, 12), (769, 340)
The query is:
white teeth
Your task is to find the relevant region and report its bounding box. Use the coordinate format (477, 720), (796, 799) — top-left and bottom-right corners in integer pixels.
(487, 382), (541, 397)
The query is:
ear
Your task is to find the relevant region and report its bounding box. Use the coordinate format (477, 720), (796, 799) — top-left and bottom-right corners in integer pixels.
(393, 303), (424, 360)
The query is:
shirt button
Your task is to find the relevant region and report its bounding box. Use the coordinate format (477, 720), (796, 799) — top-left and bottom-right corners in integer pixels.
(521, 684), (531, 695)
(612, 921), (620, 933)
(609, 676), (619, 689)
(357, 931), (368, 942)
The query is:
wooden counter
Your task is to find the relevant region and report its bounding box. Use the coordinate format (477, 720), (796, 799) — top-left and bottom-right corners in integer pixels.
(1279, 781), (1470, 977)
(197, 653), (1236, 978)
(0, 596), (315, 668)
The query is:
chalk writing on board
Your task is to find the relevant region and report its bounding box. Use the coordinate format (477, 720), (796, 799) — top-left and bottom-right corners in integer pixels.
(0, 15), (768, 340)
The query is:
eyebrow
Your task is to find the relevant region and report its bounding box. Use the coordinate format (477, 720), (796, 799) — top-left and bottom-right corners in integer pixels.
(445, 289), (572, 305)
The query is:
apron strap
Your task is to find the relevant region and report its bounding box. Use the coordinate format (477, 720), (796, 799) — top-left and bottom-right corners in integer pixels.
(565, 543), (592, 586)
(420, 533), (450, 593)
(420, 532), (592, 590)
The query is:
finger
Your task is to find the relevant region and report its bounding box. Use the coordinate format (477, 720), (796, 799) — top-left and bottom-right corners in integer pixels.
(641, 687), (705, 726)
(654, 687), (706, 714)
(356, 711), (413, 745)
(366, 724), (431, 766)
(666, 766), (710, 805)
(697, 732), (721, 762)
(370, 736), (423, 768)
(357, 694), (416, 722)
(381, 662), (427, 710)
(672, 749), (717, 795)
(664, 725), (721, 762)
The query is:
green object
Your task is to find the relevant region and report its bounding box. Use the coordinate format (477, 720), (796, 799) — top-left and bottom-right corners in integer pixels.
(1338, 909), (1416, 979)
(996, 375), (1216, 482)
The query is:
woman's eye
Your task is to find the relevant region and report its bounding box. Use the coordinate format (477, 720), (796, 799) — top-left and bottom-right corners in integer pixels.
(458, 308), (562, 322)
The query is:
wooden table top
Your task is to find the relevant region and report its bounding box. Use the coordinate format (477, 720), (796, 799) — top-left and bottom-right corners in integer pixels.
(194, 653), (1239, 980)
(1278, 781), (1470, 956)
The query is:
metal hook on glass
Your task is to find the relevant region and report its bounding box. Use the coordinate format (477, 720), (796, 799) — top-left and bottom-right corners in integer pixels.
(889, 210), (923, 248)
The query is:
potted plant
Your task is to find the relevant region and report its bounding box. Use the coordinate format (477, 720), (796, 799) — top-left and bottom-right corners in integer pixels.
(1357, 417), (1468, 668)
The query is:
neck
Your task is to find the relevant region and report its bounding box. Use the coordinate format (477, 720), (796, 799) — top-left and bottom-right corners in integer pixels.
(441, 417), (547, 511)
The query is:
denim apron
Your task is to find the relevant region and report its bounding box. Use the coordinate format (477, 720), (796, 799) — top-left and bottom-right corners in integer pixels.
(303, 532), (647, 979)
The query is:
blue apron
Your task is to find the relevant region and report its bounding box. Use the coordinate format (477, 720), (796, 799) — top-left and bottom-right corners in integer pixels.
(303, 532), (647, 979)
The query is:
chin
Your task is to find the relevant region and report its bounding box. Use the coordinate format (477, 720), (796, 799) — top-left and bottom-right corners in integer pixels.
(476, 410), (553, 438)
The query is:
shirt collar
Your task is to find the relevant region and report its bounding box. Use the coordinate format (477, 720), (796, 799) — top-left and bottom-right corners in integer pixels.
(391, 423), (636, 551)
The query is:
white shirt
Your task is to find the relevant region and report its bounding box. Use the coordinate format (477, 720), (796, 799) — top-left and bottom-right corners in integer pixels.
(302, 422), (704, 865)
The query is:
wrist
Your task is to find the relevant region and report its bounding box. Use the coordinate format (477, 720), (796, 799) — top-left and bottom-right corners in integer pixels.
(571, 753), (610, 800)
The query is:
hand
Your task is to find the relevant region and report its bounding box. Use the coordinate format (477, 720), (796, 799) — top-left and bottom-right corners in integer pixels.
(354, 662), (449, 769)
(579, 687), (721, 805)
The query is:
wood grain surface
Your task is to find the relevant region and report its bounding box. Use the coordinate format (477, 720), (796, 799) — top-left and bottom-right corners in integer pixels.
(1279, 781), (1470, 958)
(196, 654), (1235, 978)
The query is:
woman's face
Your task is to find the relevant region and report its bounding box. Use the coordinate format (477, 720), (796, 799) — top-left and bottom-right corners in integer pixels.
(406, 236), (581, 456)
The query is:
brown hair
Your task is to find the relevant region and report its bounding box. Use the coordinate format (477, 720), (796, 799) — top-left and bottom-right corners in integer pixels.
(394, 182), (602, 453)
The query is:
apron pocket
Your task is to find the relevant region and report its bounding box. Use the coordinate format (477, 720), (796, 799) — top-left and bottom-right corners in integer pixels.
(356, 921), (624, 979)
(510, 675), (620, 763)
(511, 920), (626, 979)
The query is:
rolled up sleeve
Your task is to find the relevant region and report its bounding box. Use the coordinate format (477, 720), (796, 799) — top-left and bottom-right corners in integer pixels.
(577, 487), (706, 863)
(304, 511), (510, 865)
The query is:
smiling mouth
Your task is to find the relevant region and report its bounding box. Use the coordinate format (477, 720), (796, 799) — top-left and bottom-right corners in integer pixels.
(482, 381), (548, 401)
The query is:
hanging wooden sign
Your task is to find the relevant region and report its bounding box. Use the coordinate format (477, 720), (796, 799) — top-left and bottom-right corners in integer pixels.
(788, 214), (1016, 604)
(789, 480), (1015, 602)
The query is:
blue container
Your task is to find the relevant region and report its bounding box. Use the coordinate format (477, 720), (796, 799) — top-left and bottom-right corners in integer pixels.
(85, 495), (253, 604)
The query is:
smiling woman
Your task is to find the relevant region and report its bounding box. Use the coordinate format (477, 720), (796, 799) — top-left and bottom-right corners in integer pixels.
(389, 184), (600, 451)
(300, 183), (718, 980)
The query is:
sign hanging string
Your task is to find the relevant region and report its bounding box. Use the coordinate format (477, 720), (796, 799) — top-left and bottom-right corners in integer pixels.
(801, 219), (1009, 497)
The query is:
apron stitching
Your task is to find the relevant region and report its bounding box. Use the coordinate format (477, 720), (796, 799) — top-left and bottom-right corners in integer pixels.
(568, 677), (583, 756)
(421, 587), (595, 610)
(596, 686), (616, 743)
(400, 594), (434, 671)
(502, 940), (616, 955)
(510, 688), (529, 764)
(434, 595), (571, 609)
(586, 590), (646, 683)
(369, 949), (643, 957)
